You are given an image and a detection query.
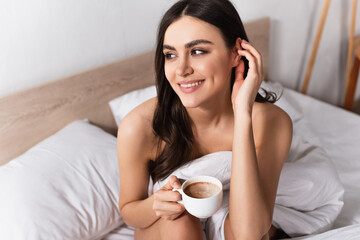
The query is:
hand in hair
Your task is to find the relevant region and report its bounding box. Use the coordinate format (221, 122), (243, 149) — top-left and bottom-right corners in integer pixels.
(231, 38), (264, 114)
(152, 175), (185, 220)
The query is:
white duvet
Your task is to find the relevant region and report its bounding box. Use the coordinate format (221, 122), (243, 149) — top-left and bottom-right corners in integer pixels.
(289, 223), (360, 240)
(149, 136), (344, 238)
(273, 135), (344, 237)
(103, 133), (345, 239)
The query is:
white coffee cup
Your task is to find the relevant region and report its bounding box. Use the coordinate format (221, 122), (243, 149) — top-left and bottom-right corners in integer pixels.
(173, 176), (223, 218)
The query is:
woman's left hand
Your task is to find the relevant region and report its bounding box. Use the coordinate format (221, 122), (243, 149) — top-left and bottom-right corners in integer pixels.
(231, 39), (264, 114)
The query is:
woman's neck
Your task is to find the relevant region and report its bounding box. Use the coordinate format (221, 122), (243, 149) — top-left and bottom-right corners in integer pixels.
(186, 92), (234, 132)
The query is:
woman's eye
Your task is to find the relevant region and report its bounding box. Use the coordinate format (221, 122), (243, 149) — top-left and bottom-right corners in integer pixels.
(191, 49), (207, 56)
(164, 53), (176, 60)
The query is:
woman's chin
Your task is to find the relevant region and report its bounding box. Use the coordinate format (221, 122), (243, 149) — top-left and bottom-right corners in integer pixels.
(179, 98), (201, 109)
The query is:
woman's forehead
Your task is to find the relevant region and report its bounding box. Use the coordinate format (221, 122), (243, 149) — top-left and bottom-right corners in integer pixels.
(163, 16), (224, 48)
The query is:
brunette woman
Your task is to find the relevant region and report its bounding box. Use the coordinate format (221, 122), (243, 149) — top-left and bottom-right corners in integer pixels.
(117, 0), (292, 239)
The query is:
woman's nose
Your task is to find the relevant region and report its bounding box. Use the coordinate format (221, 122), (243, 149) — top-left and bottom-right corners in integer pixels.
(175, 56), (194, 77)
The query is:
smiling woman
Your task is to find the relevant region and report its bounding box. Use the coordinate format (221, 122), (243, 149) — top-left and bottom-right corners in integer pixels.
(163, 17), (235, 105)
(116, 0), (292, 240)
(163, 37), (214, 96)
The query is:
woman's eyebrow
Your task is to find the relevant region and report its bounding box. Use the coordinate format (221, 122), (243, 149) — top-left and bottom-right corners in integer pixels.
(163, 39), (214, 50)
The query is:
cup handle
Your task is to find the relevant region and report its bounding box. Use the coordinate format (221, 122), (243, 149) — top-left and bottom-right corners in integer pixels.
(172, 188), (184, 204)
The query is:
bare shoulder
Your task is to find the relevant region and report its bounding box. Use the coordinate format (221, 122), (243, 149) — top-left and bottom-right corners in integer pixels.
(117, 97), (158, 160)
(118, 97), (157, 135)
(252, 102), (293, 154)
(253, 102), (292, 127)
(117, 98), (158, 209)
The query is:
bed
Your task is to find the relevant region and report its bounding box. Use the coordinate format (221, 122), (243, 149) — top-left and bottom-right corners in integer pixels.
(1, 17), (359, 239)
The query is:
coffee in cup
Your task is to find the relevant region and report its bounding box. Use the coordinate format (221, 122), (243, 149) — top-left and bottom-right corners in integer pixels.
(173, 176), (223, 218)
(183, 181), (220, 199)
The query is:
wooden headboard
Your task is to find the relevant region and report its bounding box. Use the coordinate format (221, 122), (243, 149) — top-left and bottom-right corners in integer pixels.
(0, 17), (270, 166)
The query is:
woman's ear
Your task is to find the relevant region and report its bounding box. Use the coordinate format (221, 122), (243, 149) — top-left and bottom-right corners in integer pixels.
(231, 38), (242, 67)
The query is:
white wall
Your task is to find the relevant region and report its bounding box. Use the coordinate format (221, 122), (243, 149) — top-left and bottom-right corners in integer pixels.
(0, 0), (174, 96)
(1, 0), (360, 106)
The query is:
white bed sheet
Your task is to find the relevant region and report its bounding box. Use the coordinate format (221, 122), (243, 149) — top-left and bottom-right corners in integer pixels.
(103, 87), (360, 239)
(287, 224), (360, 240)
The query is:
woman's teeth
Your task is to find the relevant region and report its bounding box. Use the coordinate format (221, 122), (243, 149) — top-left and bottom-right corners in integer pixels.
(180, 80), (203, 88)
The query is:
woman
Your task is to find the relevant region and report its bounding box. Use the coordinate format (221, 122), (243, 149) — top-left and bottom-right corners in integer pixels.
(117, 0), (292, 239)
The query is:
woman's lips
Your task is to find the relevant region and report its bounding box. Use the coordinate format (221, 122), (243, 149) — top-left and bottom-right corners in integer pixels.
(178, 80), (205, 93)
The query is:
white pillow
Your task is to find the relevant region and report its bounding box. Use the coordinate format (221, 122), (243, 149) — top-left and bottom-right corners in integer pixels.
(109, 85), (157, 126)
(109, 82), (303, 126)
(0, 120), (122, 240)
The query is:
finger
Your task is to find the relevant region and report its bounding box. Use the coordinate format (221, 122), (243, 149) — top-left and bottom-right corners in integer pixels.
(154, 189), (182, 202)
(161, 175), (181, 190)
(235, 59), (245, 82)
(241, 40), (261, 59)
(154, 205), (185, 217)
(241, 40), (262, 70)
(153, 201), (185, 215)
(238, 50), (259, 76)
(157, 207), (185, 220)
(160, 211), (184, 221)
(169, 175), (181, 189)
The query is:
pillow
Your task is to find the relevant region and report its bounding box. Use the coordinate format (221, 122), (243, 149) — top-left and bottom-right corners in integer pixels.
(0, 120), (122, 240)
(109, 82), (303, 124)
(109, 85), (157, 126)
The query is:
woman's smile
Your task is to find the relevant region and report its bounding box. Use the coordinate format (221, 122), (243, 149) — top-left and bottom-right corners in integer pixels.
(178, 79), (205, 93)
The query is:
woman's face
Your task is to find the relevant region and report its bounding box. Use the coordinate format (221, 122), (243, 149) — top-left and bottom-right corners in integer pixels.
(163, 16), (237, 108)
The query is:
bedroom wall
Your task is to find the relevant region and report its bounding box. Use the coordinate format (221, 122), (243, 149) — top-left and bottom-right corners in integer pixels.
(1, 0), (360, 107)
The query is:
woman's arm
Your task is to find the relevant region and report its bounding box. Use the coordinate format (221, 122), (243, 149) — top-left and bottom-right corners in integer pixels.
(228, 39), (293, 239)
(117, 100), (185, 229)
(117, 110), (159, 228)
(230, 105), (292, 239)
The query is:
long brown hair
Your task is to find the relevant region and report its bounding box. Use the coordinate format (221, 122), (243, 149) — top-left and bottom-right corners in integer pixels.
(149, 0), (276, 183)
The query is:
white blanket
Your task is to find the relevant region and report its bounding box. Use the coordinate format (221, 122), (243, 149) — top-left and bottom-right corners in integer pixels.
(151, 135), (344, 238)
(273, 135), (344, 237)
(287, 224), (360, 240)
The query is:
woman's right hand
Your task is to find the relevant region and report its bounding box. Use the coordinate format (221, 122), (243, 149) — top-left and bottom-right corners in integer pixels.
(152, 175), (185, 220)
